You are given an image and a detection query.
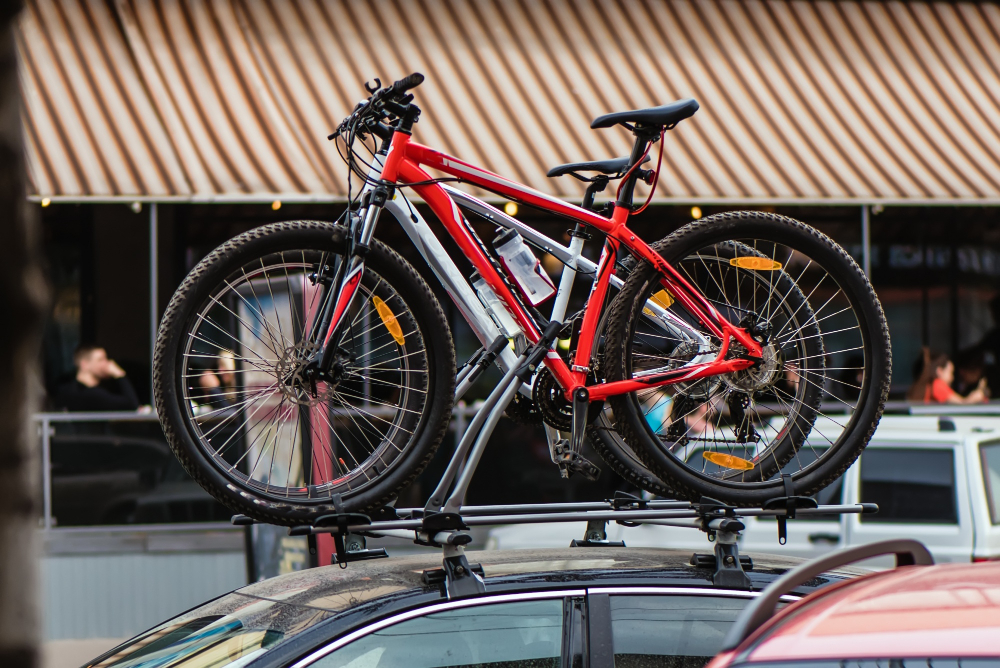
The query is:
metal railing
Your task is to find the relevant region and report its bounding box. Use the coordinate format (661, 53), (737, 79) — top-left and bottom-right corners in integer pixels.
(35, 399), (1000, 532)
(34, 401), (480, 532)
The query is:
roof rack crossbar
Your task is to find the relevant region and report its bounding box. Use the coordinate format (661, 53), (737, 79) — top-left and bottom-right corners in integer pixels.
(263, 502), (874, 536)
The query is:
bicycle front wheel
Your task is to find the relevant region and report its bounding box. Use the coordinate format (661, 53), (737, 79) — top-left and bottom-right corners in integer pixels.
(153, 221), (456, 525)
(604, 212), (890, 506)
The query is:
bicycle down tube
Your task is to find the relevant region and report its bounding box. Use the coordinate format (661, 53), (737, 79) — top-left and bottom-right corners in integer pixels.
(373, 133), (763, 401)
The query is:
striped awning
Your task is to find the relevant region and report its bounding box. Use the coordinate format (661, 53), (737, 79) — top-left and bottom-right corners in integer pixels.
(17, 0), (1000, 203)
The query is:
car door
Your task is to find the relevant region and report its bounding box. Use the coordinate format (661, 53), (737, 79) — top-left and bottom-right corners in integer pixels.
(844, 442), (974, 564)
(293, 591), (583, 668)
(584, 587), (799, 668)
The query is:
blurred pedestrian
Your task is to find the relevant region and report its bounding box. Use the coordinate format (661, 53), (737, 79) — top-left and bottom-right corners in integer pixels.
(195, 350), (237, 407)
(907, 348), (988, 405)
(954, 348), (988, 399)
(54, 344), (139, 411)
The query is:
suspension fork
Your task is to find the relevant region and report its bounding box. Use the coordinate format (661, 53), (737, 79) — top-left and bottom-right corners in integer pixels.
(309, 155), (390, 373)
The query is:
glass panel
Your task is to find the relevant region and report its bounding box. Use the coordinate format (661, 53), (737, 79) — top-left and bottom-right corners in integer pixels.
(312, 599), (564, 668)
(87, 591), (332, 668)
(859, 448), (957, 524)
(981, 442), (1000, 525)
(609, 595), (749, 668)
(47, 416), (230, 526)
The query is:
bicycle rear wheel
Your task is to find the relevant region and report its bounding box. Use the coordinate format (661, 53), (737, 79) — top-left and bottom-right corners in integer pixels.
(604, 212), (890, 505)
(153, 221), (455, 525)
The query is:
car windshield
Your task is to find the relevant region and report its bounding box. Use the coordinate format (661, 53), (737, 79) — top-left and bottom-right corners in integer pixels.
(86, 590), (333, 668)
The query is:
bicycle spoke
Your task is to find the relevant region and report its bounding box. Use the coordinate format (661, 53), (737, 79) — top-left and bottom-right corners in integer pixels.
(175, 249), (430, 502)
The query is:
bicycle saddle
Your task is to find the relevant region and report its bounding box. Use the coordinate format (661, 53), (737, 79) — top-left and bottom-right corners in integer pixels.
(591, 98), (700, 130)
(546, 155), (649, 178)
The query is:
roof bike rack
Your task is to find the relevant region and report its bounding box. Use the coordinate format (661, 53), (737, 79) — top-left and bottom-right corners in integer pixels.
(232, 320), (879, 598)
(233, 495), (879, 598)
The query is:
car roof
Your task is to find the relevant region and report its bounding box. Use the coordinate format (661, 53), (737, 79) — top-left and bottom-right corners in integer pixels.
(870, 415), (1000, 442)
(741, 562), (1000, 662)
(234, 547), (866, 614)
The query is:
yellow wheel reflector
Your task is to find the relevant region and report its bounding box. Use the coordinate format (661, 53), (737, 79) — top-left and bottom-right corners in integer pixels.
(730, 257), (782, 271)
(643, 289), (675, 317)
(373, 295), (405, 345)
(703, 451), (755, 470)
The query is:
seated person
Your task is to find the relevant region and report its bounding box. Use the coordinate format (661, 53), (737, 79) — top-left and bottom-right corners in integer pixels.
(54, 344), (140, 411)
(907, 348), (989, 405)
(954, 347), (988, 398)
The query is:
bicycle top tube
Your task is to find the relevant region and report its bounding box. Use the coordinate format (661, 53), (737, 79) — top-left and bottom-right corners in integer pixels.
(341, 112), (761, 397)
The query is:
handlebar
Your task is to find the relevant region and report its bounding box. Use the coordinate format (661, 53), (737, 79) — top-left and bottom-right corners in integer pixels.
(328, 73), (424, 141)
(390, 72), (424, 95)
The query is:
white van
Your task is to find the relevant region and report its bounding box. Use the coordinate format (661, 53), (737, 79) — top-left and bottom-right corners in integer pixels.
(486, 415), (1000, 564)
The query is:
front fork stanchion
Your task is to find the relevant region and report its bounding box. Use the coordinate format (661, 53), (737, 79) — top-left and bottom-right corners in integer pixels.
(316, 190), (389, 372)
(317, 257), (366, 371)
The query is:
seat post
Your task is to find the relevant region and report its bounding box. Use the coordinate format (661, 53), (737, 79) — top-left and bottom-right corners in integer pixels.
(615, 128), (658, 210)
(581, 175), (609, 211)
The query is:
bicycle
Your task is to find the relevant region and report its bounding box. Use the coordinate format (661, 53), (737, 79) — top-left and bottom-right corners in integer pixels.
(153, 73), (891, 525)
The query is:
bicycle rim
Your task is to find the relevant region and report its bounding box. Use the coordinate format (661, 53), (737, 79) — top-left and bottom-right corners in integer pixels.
(614, 225), (879, 492)
(179, 249), (429, 501)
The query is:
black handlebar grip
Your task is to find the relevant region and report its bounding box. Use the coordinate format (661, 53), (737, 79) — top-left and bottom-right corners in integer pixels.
(391, 72), (424, 94)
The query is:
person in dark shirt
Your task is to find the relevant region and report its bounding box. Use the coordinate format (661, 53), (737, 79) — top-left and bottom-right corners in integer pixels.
(54, 344), (140, 411)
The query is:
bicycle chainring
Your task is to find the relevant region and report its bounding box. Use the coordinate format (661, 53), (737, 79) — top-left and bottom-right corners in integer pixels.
(533, 368), (574, 431)
(504, 392), (543, 426)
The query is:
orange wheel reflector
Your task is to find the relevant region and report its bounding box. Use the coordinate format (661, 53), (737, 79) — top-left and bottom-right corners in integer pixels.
(373, 295), (405, 345)
(703, 451), (755, 470)
(730, 257), (782, 271)
(650, 289), (675, 308)
(643, 289), (675, 318)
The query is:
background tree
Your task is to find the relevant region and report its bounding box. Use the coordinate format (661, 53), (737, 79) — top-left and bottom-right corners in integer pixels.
(0, 1), (48, 666)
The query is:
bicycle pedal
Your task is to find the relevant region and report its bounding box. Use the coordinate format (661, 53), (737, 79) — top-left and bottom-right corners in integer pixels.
(553, 440), (601, 481)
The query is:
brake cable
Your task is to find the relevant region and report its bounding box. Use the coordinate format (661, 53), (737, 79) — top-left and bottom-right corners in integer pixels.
(632, 128), (666, 216)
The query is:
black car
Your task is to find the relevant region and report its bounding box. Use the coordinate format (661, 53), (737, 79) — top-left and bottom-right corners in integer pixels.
(83, 546), (865, 668)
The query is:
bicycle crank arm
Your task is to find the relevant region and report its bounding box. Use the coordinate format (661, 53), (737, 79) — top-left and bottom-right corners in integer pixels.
(550, 386), (601, 481)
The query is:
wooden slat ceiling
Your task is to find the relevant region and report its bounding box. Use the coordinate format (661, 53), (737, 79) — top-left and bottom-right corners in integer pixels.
(17, 0), (1000, 203)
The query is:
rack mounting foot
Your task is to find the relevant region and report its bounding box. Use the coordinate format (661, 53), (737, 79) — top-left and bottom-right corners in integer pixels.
(423, 544), (486, 599)
(692, 516), (752, 590)
(570, 519), (625, 547)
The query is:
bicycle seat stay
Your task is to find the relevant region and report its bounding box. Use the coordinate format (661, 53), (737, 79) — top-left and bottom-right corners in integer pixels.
(591, 98), (700, 130)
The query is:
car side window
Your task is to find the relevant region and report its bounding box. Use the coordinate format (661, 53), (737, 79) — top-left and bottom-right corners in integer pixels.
(609, 595), (750, 668)
(859, 448), (957, 524)
(310, 598), (564, 668)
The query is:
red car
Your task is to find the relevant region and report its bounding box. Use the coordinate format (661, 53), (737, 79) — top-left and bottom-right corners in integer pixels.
(710, 539), (1000, 667)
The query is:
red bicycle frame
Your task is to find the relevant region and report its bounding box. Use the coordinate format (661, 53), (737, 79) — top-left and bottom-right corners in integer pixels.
(379, 130), (763, 401)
